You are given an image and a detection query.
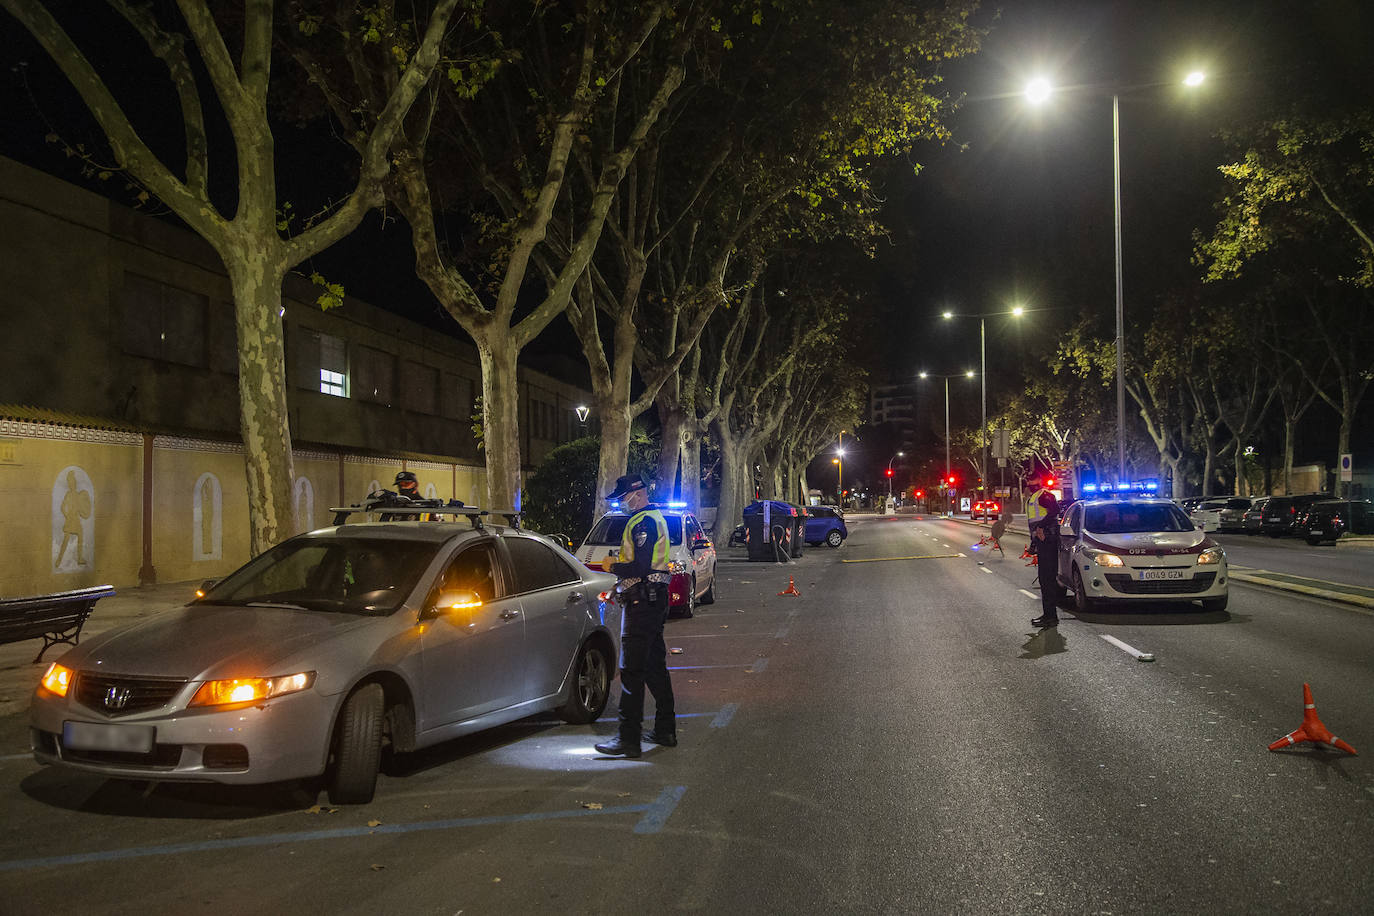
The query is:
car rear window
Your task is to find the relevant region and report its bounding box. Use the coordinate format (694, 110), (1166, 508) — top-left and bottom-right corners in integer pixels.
(1085, 503), (1194, 533)
(585, 514), (684, 546)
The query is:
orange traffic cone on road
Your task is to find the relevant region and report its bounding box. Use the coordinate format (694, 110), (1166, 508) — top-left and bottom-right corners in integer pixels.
(777, 575), (801, 597)
(1020, 544), (1038, 567)
(1269, 683), (1358, 755)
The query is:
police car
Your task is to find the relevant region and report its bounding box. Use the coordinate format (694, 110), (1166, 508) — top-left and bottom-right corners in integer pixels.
(577, 503), (718, 618)
(1055, 497), (1228, 613)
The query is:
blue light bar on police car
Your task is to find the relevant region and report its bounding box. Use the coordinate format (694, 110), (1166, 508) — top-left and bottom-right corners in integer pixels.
(666, 501), (688, 508)
(609, 500), (621, 508)
(1083, 483), (1099, 493)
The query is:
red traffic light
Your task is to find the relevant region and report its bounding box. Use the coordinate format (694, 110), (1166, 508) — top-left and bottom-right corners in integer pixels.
(947, 475), (956, 485)
(885, 468), (895, 478)
(915, 489), (924, 498)
(1044, 476), (1056, 488)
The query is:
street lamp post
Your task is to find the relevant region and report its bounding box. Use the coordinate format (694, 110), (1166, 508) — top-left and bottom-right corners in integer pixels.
(919, 371), (974, 516)
(1026, 73), (1204, 484)
(942, 307), (1025, 500)
(833, 452), (845, 506)
(886, 451), (905, 497)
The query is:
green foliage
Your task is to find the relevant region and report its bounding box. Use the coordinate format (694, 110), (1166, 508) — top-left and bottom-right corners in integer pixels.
(522, 435), (659, 545)
(471, 395), (485, 452)
(308, 271), (345, 311)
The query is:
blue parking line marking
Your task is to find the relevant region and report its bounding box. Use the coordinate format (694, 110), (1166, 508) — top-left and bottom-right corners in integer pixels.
(711, 703), (739, 728)
(748, 657), (769, 674)
(633, 785), (687, 835)
(0, 753), (31, 762)
(0, 801), (659, 873)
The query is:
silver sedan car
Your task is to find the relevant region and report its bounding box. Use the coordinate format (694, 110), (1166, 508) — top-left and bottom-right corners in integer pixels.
(31, 515), (621, 803)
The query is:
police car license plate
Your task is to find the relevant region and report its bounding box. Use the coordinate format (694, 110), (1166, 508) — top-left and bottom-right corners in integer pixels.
(63, 721), (155, 753)
(1139, 569), (1186, 580)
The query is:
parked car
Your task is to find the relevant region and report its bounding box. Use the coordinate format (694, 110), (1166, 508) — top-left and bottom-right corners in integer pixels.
(1303, 500), (1374, 545)
(578, 504), (717, 617)
(1260, 494), (1331, 537)
(1242, 497), (1269, 534)
(1056, 498), (1229, 613)
(805, 505), (849, 547)
(1189, 497), (1230, 532)
(32, 511), (620, 804)
(971, 499), (1002, 521)
(1178, 497), (1207, 513)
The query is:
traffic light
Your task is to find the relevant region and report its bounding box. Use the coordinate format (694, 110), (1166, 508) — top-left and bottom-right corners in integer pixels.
(885, 468), (894, 478)
(915, 489), (924, 499)
(1044, 476), (1056, 488)
(947, 475), (956, 486)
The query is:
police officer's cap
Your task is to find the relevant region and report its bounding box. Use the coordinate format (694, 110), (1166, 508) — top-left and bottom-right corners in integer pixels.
(605, 474), (647, 500)
(394, 471), (418, 485)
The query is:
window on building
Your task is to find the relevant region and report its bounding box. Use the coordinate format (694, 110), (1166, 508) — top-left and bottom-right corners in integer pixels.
(116, 273), (208, 368)
(319, 333), (348, 398)
(354, 345), (395, 404)
(402, 360), (439, 415)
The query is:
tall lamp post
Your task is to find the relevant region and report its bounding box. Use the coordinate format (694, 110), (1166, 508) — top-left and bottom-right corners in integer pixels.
(832, 452), (844, 506)
(941, 306), (1025, 498)
(886, 451), (905, 497)
(1024, 71), (1204, 483)
(919, 370), (974, 515)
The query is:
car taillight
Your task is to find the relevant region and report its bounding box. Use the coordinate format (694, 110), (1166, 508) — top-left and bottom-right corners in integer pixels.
(669, 572), (690, 606)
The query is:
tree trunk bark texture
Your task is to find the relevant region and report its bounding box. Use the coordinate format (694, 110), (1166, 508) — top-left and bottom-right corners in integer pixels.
(477, 337), (522, 510)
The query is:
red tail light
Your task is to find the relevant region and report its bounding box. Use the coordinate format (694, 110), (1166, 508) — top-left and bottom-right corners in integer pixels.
(669, 572), (691, 607)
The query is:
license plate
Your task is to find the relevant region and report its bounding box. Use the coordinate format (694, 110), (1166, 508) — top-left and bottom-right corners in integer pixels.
(1139, 569), (1187, 580)
(1310, 529), (1323, 535)
(63, 721), (155, 754)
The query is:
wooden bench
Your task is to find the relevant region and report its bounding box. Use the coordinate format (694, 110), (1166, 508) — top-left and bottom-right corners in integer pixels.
(0, 585), (116, 663)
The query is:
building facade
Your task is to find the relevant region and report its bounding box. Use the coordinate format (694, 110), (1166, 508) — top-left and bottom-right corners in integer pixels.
(0, 157), (594, 596)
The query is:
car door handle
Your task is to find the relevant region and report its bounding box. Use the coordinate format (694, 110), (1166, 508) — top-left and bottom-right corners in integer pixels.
(499, 609), (520, 620)
(567, 592), (583, 603)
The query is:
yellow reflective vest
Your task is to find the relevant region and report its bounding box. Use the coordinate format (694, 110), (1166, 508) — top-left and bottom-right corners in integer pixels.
(1026, 488), (1048, 524)
(619, 508), (671, 573)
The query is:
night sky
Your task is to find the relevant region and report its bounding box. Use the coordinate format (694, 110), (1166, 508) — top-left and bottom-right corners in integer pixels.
(2, 0), (1367, 473)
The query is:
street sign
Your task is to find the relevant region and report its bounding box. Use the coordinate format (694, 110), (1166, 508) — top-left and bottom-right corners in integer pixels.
(991, 428), (1010, 459)
(1340, 453), (1353, 482)
(994, 486), (1010, 497)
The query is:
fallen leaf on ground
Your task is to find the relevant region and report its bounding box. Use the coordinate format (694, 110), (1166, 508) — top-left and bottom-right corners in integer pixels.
(370, 864), (385, 871)
(582, 802), (603, 810)
(719, 625), (729, 629)
(618, 792), (631, 797)
(367, 819), (382, 827)
(493, 877), (502, 883)
(307, 805), (322, 814)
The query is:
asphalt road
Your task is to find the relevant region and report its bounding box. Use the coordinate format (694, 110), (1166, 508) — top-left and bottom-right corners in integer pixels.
(1, 515), (1371, 914)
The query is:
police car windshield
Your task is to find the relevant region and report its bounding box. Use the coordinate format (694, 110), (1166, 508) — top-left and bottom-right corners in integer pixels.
(586, 514), (684, 546)
(1085, 503), (1195, 534)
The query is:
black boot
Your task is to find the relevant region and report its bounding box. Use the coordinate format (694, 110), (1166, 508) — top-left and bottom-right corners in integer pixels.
(594, 736), (641, 758)
(1031, 615), (1059, 628)
(643, 730), (678, 747)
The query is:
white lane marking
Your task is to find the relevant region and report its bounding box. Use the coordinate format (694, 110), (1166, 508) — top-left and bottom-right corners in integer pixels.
(942, 543), (952, 548)
(1018, 589), (1038, 599)
(979, 566), (993, 574)
(957, 553), (966, 558)
(1101, 634), (1155, 662)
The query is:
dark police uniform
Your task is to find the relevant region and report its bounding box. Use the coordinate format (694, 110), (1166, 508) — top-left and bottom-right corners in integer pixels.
(608, 505), (675, 752)
(1030, 494), (1061, 625)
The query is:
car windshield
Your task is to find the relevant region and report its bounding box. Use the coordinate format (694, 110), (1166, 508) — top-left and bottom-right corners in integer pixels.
(585, 514), (684, 546)
(198, 536), (440, 615)
(1085, 503), (1195, 534)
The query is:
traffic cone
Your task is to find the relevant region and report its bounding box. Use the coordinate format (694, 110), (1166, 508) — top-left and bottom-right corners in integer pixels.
(1268, 683), (1358, 755)
(1020, 544), (1038, 567)
(777, 575), (801, 597)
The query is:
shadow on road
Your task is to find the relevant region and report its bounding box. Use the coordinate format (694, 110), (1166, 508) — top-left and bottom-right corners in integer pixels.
(1067, 607), (1250, 627)
(19, 768), (319, 818)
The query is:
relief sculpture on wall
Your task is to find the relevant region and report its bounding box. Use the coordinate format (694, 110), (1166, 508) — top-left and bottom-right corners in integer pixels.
(294, 476), (315, 533)
(52, 466), (93, 573)
(193, 472), (223, 560)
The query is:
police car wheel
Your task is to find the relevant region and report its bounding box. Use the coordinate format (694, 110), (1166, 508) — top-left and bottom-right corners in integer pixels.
(1072, 568), (1097, 614)
(700, 570), (717, 605)
(677, 577), (696, 618)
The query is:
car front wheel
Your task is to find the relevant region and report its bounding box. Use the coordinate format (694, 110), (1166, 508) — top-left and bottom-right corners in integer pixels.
(826, 529), (844, 548)
(557, 639), (611, 724)
(1072, 568), (1097, 614)
(328, 682), (384, 805)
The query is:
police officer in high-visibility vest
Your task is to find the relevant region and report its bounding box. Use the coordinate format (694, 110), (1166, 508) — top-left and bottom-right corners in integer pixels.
(594, 474), (676, 758)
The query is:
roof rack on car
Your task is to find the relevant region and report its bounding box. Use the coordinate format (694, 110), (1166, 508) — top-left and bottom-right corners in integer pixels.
(488, 509), (521, 529)
(329, 495), (488, 528)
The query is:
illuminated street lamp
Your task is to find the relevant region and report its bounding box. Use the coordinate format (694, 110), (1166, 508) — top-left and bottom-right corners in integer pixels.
(833, 450), (845, 505)
(1024, 70), (1204, 483)
(918, 370), (974, 516)
(941, 306), (1027, 498)
(886, 451), (905, 497)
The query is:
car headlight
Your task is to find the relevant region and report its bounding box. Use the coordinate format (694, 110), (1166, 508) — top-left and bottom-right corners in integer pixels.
(189, 672), (316, 707)
(1083, 548), (1125, 568)
(40, 663), (73, 698)
(1198, 547), (1225, 565)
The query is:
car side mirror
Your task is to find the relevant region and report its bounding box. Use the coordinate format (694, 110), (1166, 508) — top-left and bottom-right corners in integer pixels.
(428, 589), (483, 620)
(195, 578), (219, 599)
(692, 537), (712, 551)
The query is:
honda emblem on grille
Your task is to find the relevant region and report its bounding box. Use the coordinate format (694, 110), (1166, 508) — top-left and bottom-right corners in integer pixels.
(103, 686), (133, 710)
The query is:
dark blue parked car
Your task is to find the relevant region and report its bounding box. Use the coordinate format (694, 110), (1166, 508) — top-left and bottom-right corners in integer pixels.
(805, 505), (848, 547)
